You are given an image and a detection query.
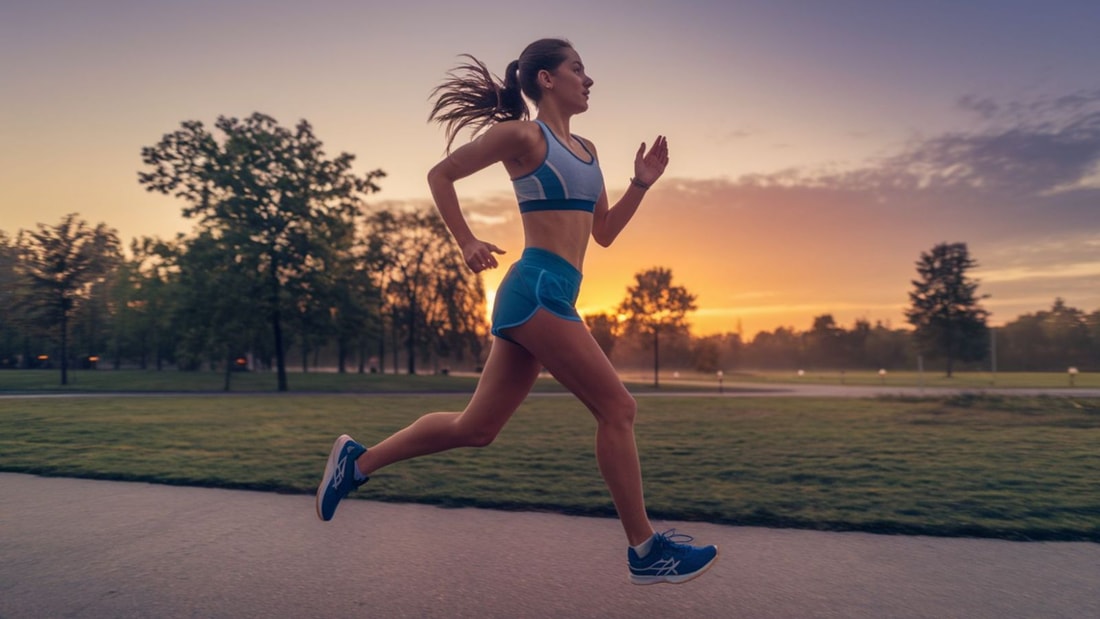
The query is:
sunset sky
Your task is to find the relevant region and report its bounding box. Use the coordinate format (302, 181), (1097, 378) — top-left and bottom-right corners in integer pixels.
(3, 0), (1099, 337)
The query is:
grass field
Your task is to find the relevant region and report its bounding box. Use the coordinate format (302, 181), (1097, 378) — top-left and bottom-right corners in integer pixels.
(2, 392), (1098, 542)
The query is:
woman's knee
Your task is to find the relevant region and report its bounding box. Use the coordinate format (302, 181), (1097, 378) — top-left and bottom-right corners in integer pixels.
(597, 392), (637, 427)
(453, 419), (501, 448)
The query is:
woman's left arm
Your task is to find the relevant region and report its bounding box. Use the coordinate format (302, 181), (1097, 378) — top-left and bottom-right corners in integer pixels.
(592, 135), (669, 247)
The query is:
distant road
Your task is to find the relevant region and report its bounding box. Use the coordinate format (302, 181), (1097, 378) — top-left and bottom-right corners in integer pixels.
(3, 473), (1099, 619)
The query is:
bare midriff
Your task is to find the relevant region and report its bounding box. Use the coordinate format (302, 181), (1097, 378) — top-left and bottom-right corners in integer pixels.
(521, 210), (592, 273)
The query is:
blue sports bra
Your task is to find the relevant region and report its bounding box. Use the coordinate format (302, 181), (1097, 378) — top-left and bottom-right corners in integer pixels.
(512, 120), (605, 214)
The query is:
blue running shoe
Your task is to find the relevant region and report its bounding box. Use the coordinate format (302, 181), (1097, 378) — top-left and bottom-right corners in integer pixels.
(628, 529), (719, 585)
(316, 434), (368, 521)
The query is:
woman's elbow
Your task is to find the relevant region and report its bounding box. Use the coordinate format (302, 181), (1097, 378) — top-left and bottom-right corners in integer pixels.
(592, 229), (615, 247)
(426, 163), (445, 186)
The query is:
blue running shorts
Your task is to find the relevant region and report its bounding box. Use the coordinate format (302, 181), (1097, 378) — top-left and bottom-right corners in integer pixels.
(491, 247), (583, 342)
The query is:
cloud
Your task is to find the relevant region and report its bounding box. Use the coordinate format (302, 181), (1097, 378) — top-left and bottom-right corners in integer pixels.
(957, 95), (999, 121)
(905, 90), (1100, 196)
(978, 261), (1100, 284)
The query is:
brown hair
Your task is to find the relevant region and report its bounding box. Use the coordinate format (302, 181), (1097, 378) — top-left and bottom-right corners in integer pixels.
(429, 38), (574, 152)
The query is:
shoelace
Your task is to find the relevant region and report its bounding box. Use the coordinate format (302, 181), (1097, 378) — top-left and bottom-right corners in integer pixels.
(654, 529), (697, 555)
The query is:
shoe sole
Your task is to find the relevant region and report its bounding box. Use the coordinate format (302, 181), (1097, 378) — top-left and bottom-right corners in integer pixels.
(316, 434), (353, 521)
(629, 547), (720, 585)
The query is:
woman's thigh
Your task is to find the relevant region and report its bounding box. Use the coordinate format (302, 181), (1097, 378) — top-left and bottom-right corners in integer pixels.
(506, 309), (633, 420)
(457, 336), (543, 435)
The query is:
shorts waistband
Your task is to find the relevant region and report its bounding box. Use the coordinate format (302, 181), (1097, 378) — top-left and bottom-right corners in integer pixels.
(518, 247), (582, 286)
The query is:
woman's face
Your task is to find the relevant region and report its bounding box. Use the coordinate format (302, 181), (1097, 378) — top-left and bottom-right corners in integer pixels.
(544, 47), (594, 113)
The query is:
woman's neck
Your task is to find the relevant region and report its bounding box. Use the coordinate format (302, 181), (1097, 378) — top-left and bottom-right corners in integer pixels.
(535, 109), (572, 141)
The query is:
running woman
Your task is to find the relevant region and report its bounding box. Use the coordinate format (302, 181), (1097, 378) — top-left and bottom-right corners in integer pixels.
(317, 38), (718, 585)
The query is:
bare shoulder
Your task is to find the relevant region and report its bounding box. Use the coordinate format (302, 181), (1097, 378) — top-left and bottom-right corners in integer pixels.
(477, 120), (544, 164)
(482, 120), (541, 149)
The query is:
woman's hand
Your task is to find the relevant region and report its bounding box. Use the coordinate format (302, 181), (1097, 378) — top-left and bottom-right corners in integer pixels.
(462, 239), (506, 273)
(633, 135), (670, 188)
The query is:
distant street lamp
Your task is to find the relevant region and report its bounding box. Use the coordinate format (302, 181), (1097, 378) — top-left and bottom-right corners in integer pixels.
(879, 368), (887, 385)
(717, 370), (724, 394)
(1069, 367), (1079, 387)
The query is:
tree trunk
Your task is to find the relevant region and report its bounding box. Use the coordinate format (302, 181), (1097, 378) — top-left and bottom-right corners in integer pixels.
(223, 345), (233, 392)
(390, 310), (399, 374)
(406, 303), (417, 375)
(653, 327), (660, 389)
(60, 310), (69, 386)
(270, 262), (288, 392)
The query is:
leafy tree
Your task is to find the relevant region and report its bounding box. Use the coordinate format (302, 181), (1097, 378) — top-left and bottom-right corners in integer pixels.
(1041, 298), (1091, 368)
(1088, 310), (1100, 370)
(905, 242), (989, 377)
(746, 326), (804, 370)
(863, 321), (910, 370)
(0, 232), (29, 368)
(15, 214), (121, 385)
(806, 314), (844, 368)
(617, 267), (697, 387)
(139, 113), (384, 390)
(173, 231), (266, 388)
(366, 208), (487, 374)
(999, 299), (1094, 371)
(584, 312), (619, 358)
(111, 237), (178, 370)
(326, 235), (380, 374)
(691, 335), (722, 373)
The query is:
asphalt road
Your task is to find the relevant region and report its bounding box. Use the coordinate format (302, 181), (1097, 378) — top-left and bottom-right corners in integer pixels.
(2, 473), (1098, 619)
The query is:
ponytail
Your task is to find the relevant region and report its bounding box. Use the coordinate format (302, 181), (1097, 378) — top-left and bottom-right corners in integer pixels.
(429, 55), (528, 153)
(429, 38), (574, 153)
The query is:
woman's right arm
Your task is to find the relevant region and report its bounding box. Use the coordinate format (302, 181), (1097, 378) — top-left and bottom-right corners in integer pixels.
(427, 121), (534, 272)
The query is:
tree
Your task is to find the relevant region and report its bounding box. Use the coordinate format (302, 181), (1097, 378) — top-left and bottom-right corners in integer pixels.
(0, 231), (27, 368)
(999, 299), (1094, 371)
(171, 231), (267, 388)
(139, 112), (384, 390)
(109, 237), (178, 370)
(806, 314), (844, 369)
(745, 326), (803, 370)
(326, 238), (380, 374)
(1088, 310), (1100, 370)
(905, 242), (989, 377)
(617, 267), (697, 387)
(584, 312), (619, 358)
(15, 214), (121, 385)
(366, 208), (488, 374)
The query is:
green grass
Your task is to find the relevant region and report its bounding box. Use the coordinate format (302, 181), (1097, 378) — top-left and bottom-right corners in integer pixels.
(2, 393), (1098, 541)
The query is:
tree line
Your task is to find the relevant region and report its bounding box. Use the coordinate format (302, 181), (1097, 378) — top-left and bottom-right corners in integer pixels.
(591, 243), (1098, 378)
(1, 114), (1096, 388)
(1, 114), (487, 390)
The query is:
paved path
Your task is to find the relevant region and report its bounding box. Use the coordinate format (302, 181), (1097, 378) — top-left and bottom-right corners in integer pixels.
(2, 473), (1098, 619)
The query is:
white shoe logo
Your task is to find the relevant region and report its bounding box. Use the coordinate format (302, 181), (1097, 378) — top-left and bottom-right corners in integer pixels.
(645, 557), (681, 576)
(333, 452), (347, 488)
